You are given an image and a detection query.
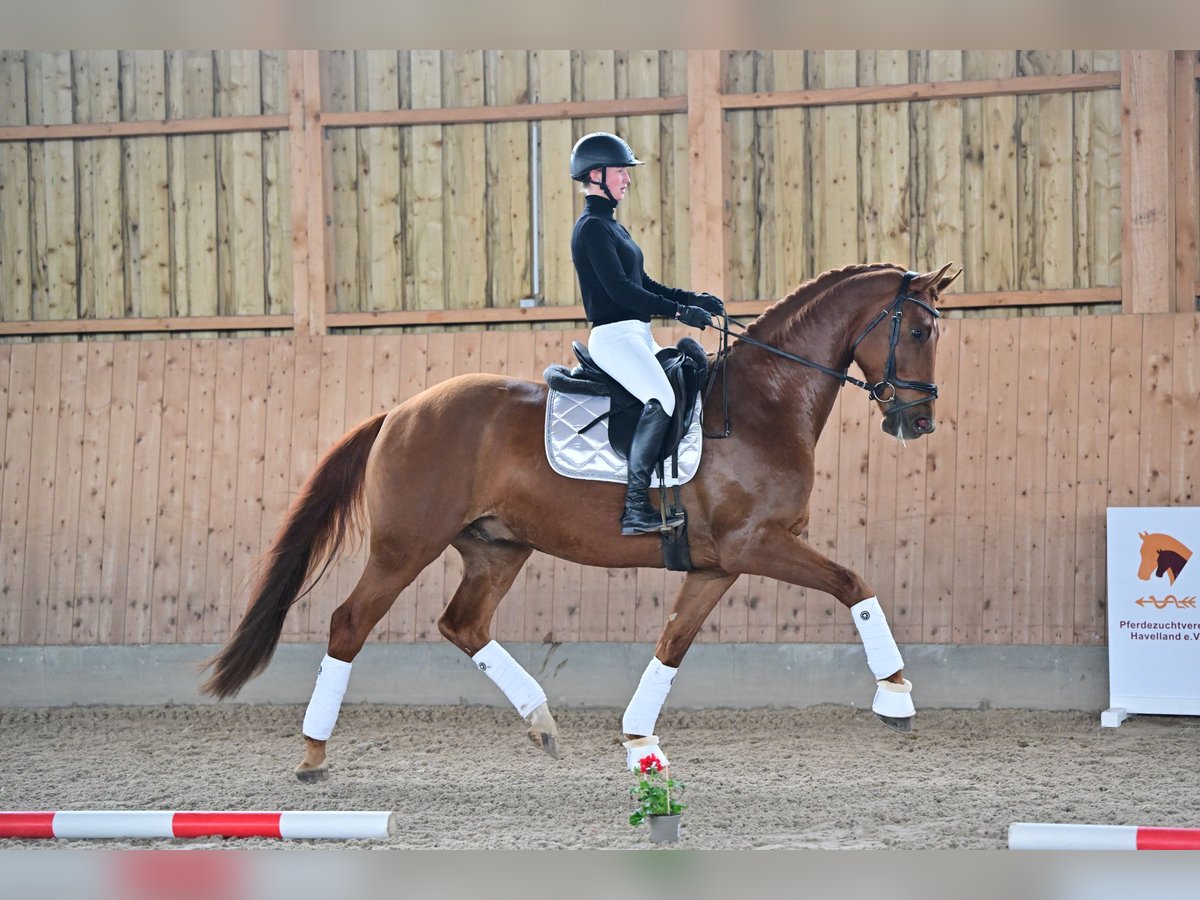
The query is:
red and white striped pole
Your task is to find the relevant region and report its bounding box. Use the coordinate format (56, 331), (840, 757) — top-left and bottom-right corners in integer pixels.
(1009, 822), (1200, 850)
(0, 811), (396, 840)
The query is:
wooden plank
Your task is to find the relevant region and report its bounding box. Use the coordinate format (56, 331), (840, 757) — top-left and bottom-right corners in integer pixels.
(810, 51), (859, 274)
(920, 319), (961, 642)
(1074, 51), (1123, 289)
(230, 338), (271, 642)
(1105, 315), (1143, 508)
(1016, 52), (1073, 291)
(203, 339), (244, 643)
(980, 320), (1019, 644)
(1121, 51), (1175, 313)
(49, 348), (91, 644)
(1137, 312), (1173, 504)
(687, 50), (726, 296)
(167, 51), (218, 320)
(1042, 317), (1081, 644)
(356, 51), (404, 313)
(73, 51), (125, 322)
(330, 335), (375, 628)
(621, 50), (666, 293)
(20, 343), (63, 644)
(408, 51), (445, 311)
(215, 51), (267, 317)
(772, 51), (810, 298)
(917, 52), (965, 291)
(0, 114), (288, 141)
(120, 51), (171, 319)
(149, 341), (192, 643)
(26, 52), (78, 323)
(719, 70), (1121, 110)
(283, 336), (323, 639)
(176, 339), (217, 642)
(96, 342), (139, 644)
(70, 340), (114, 643)
(304, 336), (349, 641)
(532, 51), (574, 307)
(724, 52), (757, 304)
(963, 52), (1017, 293)
(859, 50), (912, 267)
(260, 51), (292, 317)
(443, 51), (488, 310)
(1011, 317), (1051, 644)
(124, 343), (165, 643)
(323, 50), (360, 313)
(1170, 312), (1199, 505)
(1173, 52), (1198, 309)
(259, 338), (296, 640)
(486, 50), (532, 308)
(1073, 315), (1112, 644)
(663, 52), (690, 292)
(0, 52), (32, 323)
(0, 345), (34, 643)
(948, 318), (988, 644)
(315, 94), (686, 129)
(414, 333), (454, 641)
(0, 314), (292, 335)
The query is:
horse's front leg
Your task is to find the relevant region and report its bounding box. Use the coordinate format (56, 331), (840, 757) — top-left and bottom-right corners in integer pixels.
(730, 527), (915, 733)
(621, 569), (738, 771)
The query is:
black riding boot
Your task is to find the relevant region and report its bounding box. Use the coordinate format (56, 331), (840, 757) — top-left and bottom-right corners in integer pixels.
(620, 400), (685, 535)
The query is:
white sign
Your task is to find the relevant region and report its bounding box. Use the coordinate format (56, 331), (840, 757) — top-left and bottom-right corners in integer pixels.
(1104, 507), (1200, 726)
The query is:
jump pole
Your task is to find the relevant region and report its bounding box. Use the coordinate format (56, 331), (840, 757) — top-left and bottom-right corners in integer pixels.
(0, 811), (396, 840)
(1009, 822), (1200, 850)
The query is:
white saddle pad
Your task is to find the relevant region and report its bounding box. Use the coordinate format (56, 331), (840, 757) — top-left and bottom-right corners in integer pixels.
(544, 389), (702, 487)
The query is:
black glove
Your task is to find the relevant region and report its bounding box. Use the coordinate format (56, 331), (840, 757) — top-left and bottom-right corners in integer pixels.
(677, 305), (713, 330)
(690, 292), (725, 315)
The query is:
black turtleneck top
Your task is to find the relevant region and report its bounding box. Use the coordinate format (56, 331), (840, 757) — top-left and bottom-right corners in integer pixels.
(570, 195), (691, 327)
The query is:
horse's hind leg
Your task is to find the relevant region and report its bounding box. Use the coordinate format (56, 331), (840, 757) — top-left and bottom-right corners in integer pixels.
(296, 550), (433, 783)
(436, 531), (561, 758)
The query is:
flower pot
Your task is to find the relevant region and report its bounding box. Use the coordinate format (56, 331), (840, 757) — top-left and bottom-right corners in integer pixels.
(648, 813), (682, 844)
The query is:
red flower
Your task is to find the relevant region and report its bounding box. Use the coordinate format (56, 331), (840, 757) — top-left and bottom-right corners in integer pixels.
(639, 753), (664, 774)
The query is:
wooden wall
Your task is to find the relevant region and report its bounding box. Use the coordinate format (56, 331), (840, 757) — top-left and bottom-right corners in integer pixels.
(1, 312), (1196, 649)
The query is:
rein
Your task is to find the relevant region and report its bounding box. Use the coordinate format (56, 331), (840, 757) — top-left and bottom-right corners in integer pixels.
(702, 271), (941, 438)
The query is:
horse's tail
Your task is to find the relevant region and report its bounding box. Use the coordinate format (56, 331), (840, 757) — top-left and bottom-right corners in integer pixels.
(201, 412), (389, 699)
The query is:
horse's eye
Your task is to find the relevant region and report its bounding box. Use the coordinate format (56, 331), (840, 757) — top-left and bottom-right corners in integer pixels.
(911, 328), (925, 342)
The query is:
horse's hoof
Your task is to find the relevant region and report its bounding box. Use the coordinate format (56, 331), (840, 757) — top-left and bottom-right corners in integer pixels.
(876, 713), (914, 734)
(294, 761), (330, 783)
(528, 729), (560, 759)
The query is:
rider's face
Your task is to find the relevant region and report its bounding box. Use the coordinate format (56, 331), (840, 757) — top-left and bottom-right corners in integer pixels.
(590, 166), (631, 201)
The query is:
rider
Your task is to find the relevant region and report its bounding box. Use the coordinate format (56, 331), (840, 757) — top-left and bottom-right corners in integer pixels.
(569, 131), (725, 535)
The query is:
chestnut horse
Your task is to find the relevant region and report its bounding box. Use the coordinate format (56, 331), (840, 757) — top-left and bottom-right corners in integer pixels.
(203, 262), (961, 781)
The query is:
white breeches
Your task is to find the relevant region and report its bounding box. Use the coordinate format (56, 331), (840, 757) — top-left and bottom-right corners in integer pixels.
(588, 320), (675, 416)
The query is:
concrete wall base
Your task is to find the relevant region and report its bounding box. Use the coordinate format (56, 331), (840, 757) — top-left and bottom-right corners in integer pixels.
(0, 642), (1109, 711)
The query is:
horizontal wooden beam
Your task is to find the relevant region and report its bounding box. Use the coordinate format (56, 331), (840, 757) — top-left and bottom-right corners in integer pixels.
(0, 114), (289, 143)
(721, 71), (1120, 112)
(317, 95), (688, 129)
(327, 305), (589, 327)
(0, 315), (292, 336)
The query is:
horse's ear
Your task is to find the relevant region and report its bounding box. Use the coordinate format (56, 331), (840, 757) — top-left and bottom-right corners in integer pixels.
(910, 263), (959, 295)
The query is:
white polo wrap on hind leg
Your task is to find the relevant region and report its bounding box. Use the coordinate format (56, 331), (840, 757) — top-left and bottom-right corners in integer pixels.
(622, 657), (678, 737)
(472, 641), (547, 718)
(850, 596), (904, 679)
(302, 654), (353, 741)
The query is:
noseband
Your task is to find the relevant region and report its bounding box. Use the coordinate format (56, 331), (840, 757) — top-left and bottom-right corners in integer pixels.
(704, 271), (941, 437)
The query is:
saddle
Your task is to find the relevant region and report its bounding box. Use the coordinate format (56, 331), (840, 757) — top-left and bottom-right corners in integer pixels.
(543, 337), (709, 572)
(543, 337), (708, 466)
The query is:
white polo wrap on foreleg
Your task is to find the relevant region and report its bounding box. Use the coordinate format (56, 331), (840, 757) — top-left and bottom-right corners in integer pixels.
(850, 596), (904, 679)
(622, 657), (678, 737)
(302, 654), (353, 741)
(472, 641), (547, 718)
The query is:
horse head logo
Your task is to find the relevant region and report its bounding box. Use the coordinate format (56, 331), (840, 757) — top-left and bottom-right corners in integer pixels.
(1137, 532), (1193, 585)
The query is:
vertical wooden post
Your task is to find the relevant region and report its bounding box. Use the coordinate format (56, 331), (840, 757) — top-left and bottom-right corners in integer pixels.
(687, 50), (727, 297)
(1121, 50), (1176, 313)
(287, 50), (329, 335)
(1174, 51), (1198, 311)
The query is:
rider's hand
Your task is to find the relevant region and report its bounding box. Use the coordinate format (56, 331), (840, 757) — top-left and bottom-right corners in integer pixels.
(690, 292), (725, 315)
(676, 305), (712, 330)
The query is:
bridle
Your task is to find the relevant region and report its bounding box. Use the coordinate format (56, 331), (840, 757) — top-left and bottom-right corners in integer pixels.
(703, 271), (941, 438)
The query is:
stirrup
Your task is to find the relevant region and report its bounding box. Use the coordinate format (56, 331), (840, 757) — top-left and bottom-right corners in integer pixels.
(621, 505), (684, 535)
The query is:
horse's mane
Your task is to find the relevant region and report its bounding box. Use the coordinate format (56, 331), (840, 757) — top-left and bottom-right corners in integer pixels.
(743, 263), (906, 348)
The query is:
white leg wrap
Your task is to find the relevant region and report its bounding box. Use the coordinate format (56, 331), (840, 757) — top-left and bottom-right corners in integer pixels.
(623, 735), (670, 772)
(621, 657), (678, 737)
(873, 678), (916, 718)
(302, 654), (352, 741)
(472, 641), (547, 719)
(850, 596), (904, 680)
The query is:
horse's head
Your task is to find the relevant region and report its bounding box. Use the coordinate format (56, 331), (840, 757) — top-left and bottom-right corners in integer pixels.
(851, 263), (961, 440)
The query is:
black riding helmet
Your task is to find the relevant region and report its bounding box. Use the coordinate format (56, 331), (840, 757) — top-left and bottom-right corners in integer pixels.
(570, 132), (642, 202)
